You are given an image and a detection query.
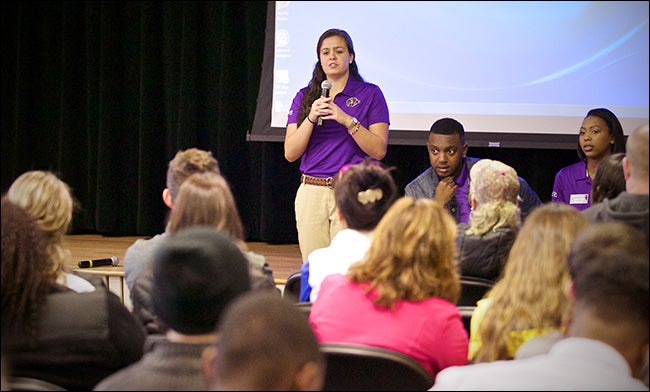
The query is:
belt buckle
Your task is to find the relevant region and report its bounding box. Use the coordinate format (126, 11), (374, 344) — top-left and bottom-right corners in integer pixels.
(325, 177), (333, 188)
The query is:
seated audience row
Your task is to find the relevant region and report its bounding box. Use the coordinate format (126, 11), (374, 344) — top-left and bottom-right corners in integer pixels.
(130, 170), (279, 335)
(3, 122), (647, 390)
(431, 221), (649, 390)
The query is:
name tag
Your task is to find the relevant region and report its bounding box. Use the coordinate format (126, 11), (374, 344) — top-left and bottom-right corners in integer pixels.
(570, 193), (589, 205)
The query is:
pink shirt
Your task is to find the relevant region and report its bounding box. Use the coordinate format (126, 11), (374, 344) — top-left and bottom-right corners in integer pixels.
(309, 274), (469, 378)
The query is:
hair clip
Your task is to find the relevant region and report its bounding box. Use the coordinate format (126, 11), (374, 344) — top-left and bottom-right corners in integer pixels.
(357, 188), (383, 205)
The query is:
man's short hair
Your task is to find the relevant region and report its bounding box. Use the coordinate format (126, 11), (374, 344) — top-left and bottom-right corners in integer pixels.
(429, 117), (465, 140)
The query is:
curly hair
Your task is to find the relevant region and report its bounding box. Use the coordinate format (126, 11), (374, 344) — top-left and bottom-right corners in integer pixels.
(1, 197), (57, 346)
(6, 170), (75, 276)
(347, 197), (460, 308)
(472, 203), (588, 363)
(466, 159), (521, 236)
(166, 148), (220, 201)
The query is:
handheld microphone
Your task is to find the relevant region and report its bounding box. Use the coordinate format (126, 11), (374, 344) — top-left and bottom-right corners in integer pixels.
(317, 80), (332, 126)
(77, 256), (119, 268)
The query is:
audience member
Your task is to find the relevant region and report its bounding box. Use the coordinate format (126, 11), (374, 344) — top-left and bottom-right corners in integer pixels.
(582, 123), (649, 244)
(1, 197), (145, 390)
(130, 172), (277, 335)
(405, 117), (541, 223)
(552, 107), (626, 211)
(468, 203), (588, 362)
(94, 226), (252, 390)
(516, 221), (650, 386)
(124, 148), (221, 291)
(6, 170), (96, 293)
(456, 159), (520, 282)
(591, 152), (626, 204)
(431, 237), (648, 390)
(309, 197), (468, 379)
(300, 159), (399, 302)
(284, 28), (390, 262)
(202, 291), (325, 391)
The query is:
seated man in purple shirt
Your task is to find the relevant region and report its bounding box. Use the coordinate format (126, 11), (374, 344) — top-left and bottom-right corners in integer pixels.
(405, 117), (542, 223)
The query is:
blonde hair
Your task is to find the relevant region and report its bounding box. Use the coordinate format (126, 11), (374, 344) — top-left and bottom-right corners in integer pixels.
(168, 172), (244, 241)
(472, 203), (588, 363)
(347, 197), (460, 308)
(6, 171), (74, 275)
(467, 159), (520, 236)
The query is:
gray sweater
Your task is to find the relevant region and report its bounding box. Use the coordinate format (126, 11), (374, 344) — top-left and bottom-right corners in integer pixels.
(93, 338), (210, 391)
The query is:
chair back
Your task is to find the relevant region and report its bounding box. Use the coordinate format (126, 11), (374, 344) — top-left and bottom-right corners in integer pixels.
(457, 305), (476, 336)
(283, 270), (302, 302)
(9, 377), (66, 391)
(458, 276), (494, 306)
(320, 343), (434, 391)
(294, 301), (312, 319)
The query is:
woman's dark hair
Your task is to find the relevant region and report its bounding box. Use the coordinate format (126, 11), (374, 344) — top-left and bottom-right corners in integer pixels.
(577, 108), (626, 160)
(334, 159), (398, 231)
(298, 29), (364, 123)
(1, 197), (57, 346)
(591, 152), (626, 204)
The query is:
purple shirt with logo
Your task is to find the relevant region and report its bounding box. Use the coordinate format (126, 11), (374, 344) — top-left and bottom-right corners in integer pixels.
(287, 77), (389, 177)
(551, 160), (592, 211)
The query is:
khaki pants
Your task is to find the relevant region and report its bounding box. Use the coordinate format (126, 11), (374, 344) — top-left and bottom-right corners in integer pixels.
(295, 183), (345, 262)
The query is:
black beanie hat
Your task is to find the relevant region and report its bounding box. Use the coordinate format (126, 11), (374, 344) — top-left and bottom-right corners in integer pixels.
(151, 226), (252, 335)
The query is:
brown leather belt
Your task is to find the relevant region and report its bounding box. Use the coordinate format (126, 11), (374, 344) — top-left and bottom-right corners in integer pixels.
(301, 174), (334, 188)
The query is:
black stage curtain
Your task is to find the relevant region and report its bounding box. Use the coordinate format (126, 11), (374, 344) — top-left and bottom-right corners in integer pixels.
(1, 1), (577, 243)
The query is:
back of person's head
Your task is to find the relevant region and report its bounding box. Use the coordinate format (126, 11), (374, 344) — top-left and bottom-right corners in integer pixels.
(625, 123), (649, 181)
(474, 202), (589, 363)
(5, 170), (75, 270)
(429, 117), (465, 141)
(166, 148), (220, 201)
(567, 247), (648, 377)
(167, 172), (245, 241)
(467, 159), (521, 236)
(204, 291), (325, 391)
(577, 108), (626, 160)
(591, 152), (626, 204)
(334, 159), (398, 231)
(347, 197), (460, 307)
(1, 197), (56, 345)
(151, 226), (251, 335)
(568, 221), (649, 284)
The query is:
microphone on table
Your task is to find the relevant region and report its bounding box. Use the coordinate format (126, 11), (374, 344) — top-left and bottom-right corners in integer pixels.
(77, 256), (119, 268)
(317, 80), (332, 126)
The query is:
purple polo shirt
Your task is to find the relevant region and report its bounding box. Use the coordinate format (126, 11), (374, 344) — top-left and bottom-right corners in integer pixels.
(287, 77), (389, 177)
(551, 160), (592, 211)
(455, 162), (472, 223)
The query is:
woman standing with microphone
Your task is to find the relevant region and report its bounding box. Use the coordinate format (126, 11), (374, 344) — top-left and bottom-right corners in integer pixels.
(284, 28), (390, 263)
